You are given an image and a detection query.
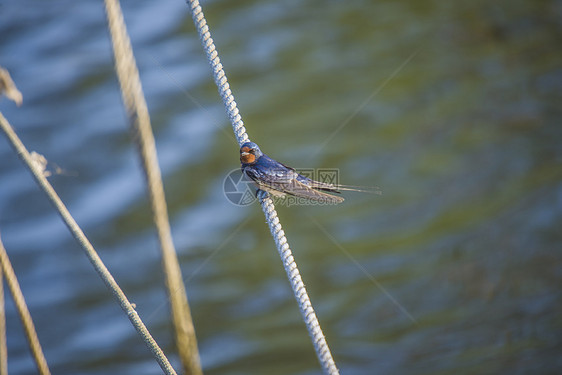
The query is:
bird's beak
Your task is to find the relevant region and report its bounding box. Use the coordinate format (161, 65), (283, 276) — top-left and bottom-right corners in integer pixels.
(241, 151), (249, 157)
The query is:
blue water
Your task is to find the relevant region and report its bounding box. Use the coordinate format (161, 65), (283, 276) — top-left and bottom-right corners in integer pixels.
(1, 0), (561, 374)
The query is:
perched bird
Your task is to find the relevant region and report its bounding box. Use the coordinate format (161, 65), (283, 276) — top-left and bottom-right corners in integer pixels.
(240, 141), (379, 204)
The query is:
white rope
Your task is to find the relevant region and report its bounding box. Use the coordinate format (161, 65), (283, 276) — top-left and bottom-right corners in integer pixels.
(187, 0), (249, 146)
(258, 192), (340, 374)
(186, 2), (339, 374)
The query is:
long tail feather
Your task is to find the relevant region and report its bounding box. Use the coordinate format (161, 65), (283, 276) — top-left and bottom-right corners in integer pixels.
(312, 184), (381, 195)
(333, 184), (382, 194)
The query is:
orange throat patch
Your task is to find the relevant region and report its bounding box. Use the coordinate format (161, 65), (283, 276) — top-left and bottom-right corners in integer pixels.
(240, 152), (256, 164)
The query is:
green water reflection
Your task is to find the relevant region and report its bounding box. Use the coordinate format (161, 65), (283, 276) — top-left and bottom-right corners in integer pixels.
(0, 0), (560, 374)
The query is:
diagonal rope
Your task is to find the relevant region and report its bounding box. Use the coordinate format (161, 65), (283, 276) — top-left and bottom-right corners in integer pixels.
(186, 0), (249, 146)
(186, 1), (339, 373)
(103, 1), (202, 374)
(0, 112), (177, 375)
(258, 192), (339, 374)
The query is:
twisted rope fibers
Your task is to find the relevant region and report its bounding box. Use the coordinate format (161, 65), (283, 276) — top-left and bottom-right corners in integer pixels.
(186, 1), (339, 373)
(258, 192), (339, 374)
(187, 0), (249, 146)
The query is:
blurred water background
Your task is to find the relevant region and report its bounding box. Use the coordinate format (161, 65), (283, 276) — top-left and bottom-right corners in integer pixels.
(1, 0), (561, 374)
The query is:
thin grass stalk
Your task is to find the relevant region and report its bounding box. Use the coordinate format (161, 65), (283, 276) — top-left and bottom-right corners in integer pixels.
(0, 236), (50, 375)
(103, 1), (202, 374)
(0, 112), (177, 375)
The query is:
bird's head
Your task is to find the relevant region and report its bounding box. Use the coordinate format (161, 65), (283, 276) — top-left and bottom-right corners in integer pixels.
(240, 142), (262, 165)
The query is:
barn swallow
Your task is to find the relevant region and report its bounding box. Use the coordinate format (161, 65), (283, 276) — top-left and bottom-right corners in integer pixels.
(240, 142), (379, 204)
